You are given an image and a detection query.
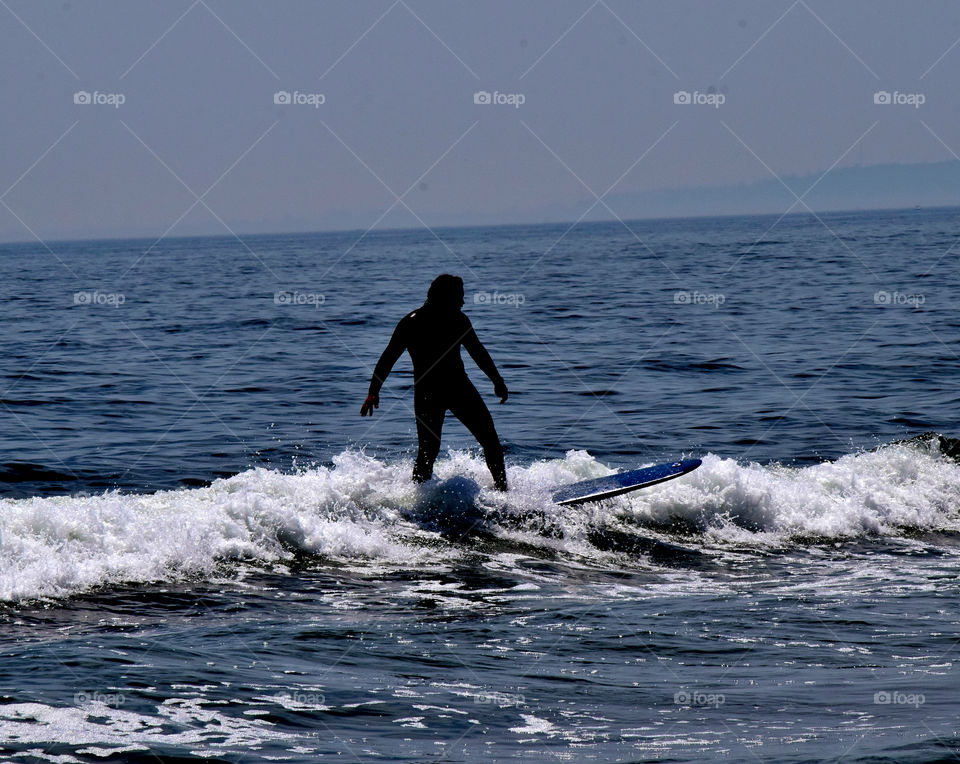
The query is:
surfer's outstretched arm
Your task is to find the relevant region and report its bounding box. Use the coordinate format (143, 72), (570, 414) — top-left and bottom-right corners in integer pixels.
(361, 321), (407, 416)
(462, 321), (508, 403)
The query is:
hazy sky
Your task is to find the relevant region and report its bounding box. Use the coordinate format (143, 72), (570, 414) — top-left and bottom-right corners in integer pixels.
(1, 1), (959, 241)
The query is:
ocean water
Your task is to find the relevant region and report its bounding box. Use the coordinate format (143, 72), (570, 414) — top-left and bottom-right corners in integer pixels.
(1, 207), (960, 762)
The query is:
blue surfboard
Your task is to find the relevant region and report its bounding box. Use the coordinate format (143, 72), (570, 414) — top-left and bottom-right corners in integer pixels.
(552, 458), (701, 506)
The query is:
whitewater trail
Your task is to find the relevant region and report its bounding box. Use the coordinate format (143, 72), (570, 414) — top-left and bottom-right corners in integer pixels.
(2, 437), (959, 602)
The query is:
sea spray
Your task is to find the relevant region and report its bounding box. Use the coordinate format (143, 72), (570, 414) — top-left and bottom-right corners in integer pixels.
(1, 439), (959, 602)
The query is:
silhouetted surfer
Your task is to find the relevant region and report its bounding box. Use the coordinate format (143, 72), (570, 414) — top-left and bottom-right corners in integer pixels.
(361, 274), (509, 491)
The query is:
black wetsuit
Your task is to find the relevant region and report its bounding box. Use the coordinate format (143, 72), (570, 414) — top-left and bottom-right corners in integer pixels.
(368, 303), (507, 489)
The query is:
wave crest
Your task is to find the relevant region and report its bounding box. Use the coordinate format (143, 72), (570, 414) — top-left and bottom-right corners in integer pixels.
(2, 435), (958, 602)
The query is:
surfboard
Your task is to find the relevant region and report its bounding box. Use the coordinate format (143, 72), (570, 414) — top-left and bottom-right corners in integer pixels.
(552, 458), (701, 506)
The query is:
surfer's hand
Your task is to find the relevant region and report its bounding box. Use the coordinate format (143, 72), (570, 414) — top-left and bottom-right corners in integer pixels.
(360, 394), (379, 416)
(494, 379), (508, 404)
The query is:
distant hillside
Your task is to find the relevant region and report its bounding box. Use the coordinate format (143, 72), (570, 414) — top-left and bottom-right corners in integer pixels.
(318, 159), (960, 231)
(4, 160), (959, 244)
(570, 160), (960, 222)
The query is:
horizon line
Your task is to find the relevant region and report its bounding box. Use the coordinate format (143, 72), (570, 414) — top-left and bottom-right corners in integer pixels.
(0, 202), (954, 249)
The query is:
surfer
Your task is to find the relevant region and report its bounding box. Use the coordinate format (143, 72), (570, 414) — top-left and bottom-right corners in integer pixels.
(361, 274), (509, 491)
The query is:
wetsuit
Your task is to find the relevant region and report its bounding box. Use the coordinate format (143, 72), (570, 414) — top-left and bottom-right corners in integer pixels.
(367, 303), (507, 490)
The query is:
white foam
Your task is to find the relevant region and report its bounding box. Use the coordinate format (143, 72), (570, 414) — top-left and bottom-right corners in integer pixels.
(1, 441), (958, 602)
(510, 713), (559, 735)
(0, 450), (434, 602)
(0, 700), (295, 752)
(611, 441), (960, 543)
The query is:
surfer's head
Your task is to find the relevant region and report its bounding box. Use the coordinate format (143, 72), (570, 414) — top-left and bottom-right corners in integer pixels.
(426, 274), (464, 309)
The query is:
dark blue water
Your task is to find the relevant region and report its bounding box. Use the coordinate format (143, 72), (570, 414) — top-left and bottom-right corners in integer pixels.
(2, 208), (960, 762)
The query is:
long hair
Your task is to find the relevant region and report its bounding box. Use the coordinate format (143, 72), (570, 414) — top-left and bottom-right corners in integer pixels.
(426, 274), (463, 307)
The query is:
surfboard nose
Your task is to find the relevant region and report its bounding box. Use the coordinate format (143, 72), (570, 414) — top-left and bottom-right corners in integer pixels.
(552, 458), (703, 506)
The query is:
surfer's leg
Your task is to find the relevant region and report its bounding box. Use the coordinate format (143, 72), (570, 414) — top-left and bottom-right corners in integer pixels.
(413, 387), (444, 484)
(449, 381), (507, 491)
